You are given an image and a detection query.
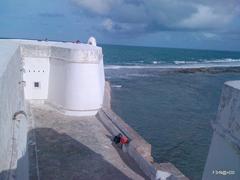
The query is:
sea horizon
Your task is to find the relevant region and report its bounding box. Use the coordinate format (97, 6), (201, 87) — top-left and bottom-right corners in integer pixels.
(102, 43), (240, 53)
(103, 44), (240, 179)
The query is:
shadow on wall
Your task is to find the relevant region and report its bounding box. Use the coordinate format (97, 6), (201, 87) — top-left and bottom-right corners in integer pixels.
(28, 128), (132, 180)
(0, 151), (28, 180)
(1, 128), (143, 180)
(0, 166), (15, 180)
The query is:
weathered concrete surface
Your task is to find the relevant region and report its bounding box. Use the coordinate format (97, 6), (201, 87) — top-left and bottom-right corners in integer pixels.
(203, 81), (240, 180)
(0, 42), (29, 180)
(97, 82), (189, 180)
(29, 103), (148, 180)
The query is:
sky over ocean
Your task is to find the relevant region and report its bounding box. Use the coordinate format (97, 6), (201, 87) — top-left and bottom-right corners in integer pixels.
(0, 0), (240, 51)
(1, 1), (240, 179)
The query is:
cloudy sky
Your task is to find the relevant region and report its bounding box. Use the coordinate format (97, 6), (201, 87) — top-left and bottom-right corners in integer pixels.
(0, 0), (240, 51)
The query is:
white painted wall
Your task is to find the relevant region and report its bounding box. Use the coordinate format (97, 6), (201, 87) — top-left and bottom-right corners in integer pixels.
(23, 57), (50, 100)
(47, 58), (66, 108)
(0, 41), (28, 180)
(63, 63), (103, 111)
(99, 57), (106, 102)
(21, 40), (105, 116)
(47, 58), (105, 116)
(0, 38), (105, 180)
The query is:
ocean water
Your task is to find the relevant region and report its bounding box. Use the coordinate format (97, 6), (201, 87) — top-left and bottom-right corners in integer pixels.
(102, 44), (240, 67)
(102, 45), (240, 180)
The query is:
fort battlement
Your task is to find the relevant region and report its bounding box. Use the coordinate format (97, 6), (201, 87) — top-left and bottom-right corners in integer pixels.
(0, 39), (190, 180)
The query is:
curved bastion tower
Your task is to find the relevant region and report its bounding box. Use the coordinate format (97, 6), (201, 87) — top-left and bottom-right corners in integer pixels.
(22, 37), (105, 116)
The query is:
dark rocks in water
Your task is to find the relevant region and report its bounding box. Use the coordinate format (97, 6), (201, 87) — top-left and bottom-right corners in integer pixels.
(172, 67), (240, 74)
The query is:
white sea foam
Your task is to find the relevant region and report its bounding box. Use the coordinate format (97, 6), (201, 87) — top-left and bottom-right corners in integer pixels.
(174, 58), (240, 65)
(174, 61), (199, 64)
(205, 58), (240, 63)
(105, 58), (240, 70)
(152, 61), (164, 64)
(111, 85), (122, 88)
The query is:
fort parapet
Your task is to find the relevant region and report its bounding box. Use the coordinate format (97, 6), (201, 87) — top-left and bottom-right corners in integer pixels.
(0, 39), (194, 180)
(203, 81), (240, 180)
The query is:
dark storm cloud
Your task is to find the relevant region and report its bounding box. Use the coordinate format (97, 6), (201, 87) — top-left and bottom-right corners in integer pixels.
(72, 0), (240, 35)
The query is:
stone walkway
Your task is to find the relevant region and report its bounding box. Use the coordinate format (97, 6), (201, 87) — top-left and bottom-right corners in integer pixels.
(28, 104), (147, 180)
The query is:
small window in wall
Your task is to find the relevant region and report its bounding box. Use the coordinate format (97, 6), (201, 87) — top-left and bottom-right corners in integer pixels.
(34, 82), (40, 88)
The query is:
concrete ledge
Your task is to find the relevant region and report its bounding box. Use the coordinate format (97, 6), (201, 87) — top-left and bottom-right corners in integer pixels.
(97, 82), (189, 180)
(224, 80), (240, 90)
(203, 80), (240, 180)
(20, 42), (102, 64)
(44, 101), (99, 117)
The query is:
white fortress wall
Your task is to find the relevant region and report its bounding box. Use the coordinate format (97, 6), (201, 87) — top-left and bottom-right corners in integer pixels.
(48, 45), (105, 116)
(203, 81), (240, 180)
(20, 39), (105, 116)
(0, 38), (105, 179)
(0, 41), (28, 180)
(21, 44), (51, 100)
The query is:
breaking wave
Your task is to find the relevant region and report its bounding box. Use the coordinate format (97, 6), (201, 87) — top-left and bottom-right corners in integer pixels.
(111, 84), (122, 88)
(174, 58), (240, 65)
(105, 58), (240, 70)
